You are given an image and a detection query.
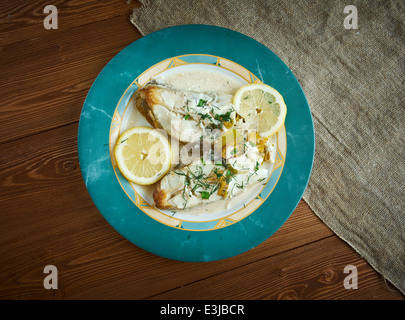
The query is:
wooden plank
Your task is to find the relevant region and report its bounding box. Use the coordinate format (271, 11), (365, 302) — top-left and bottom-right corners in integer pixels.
(149, 236), (405, 300)
(0, 123), (333, 299)
(0, 14), (142, 144)
(0, 0), (140, 46)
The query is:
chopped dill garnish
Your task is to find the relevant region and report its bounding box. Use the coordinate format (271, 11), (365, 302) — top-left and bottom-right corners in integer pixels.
(199, 191), (210, 199)
(214, 111), (233, 123)
(198, 113), (212, 121)
(197, 99), (207, 107)
(213, 168), (223, 178)
(236, 181), (245, 189)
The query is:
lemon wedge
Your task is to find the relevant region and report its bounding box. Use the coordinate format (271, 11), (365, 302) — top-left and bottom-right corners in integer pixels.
(233, 83), (287, 137)
(114, 127), (172, 185)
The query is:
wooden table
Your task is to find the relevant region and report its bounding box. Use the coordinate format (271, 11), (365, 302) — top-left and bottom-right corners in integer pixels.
(1, 0), (403, 300)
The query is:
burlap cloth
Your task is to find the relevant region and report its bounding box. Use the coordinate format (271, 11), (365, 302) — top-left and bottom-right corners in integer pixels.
(130, 0), (404, 294)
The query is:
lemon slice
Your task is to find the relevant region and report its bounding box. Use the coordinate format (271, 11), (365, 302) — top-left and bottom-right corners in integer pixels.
(233, 83), (287, 137)
(114, 127), (172, 185)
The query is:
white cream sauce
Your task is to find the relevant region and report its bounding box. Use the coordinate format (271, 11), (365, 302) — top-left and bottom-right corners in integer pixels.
(173, 148), (275, 218)
(157, 69), (243, 95)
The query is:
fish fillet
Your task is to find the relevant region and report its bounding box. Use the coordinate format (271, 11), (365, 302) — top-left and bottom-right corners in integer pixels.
(153, 159), (268, 210)
(136, 81), (235, 144)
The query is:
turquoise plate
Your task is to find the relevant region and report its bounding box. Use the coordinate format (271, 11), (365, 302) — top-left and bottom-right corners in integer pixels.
(78, 25), (314, 262)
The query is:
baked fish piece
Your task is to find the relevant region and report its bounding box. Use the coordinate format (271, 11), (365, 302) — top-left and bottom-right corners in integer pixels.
(136, 81), (236, 144)
(153, 158), (268, 210)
